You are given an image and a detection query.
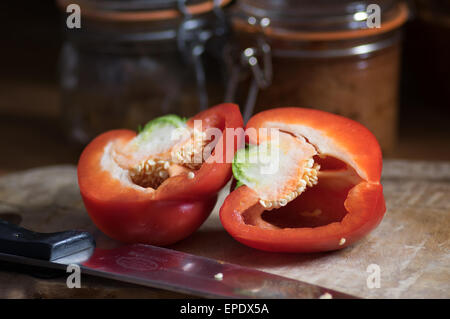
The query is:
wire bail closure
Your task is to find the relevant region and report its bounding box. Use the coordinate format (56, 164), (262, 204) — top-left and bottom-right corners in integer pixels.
(176, 0), (227, 111)
(226, 15), (273, 122)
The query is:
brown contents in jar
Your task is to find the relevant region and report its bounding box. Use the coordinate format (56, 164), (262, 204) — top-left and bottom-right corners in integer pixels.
(230, 1), (408, 155)
(252, 44), (400, 154)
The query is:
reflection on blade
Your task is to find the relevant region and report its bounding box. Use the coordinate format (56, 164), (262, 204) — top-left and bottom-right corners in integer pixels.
(77, 244), (355, 299)
(53, 247), (95, 265)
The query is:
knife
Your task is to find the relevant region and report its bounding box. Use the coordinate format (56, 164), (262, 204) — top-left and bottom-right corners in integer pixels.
(0, 219), (355, 299)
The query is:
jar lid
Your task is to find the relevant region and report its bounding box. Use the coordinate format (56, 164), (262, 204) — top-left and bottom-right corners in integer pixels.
(57, 0), (232, 22)
(58, 0), (232, 47)
(232, 0), (409, 41)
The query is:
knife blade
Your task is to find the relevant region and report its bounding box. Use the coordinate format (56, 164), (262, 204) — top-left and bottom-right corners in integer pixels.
(0, 219), (356, 299)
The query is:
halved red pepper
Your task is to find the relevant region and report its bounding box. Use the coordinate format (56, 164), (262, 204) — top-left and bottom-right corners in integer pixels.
(219, 107), (386, 253)
(78, 103), (244, 246)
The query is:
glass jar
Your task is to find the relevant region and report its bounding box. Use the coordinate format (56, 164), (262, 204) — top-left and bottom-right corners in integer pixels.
(227, 0), (409, 154)
(57, 0), (231, 144)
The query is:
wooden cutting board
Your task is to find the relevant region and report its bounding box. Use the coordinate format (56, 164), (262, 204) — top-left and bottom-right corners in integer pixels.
(0, 159), (448, 298)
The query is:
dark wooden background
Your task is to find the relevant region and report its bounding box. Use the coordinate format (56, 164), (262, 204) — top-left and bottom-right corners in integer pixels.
(0, 1), (449, 174)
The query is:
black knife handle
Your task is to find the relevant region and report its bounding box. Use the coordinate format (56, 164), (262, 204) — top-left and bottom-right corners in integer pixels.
(0, 219), (95, 261)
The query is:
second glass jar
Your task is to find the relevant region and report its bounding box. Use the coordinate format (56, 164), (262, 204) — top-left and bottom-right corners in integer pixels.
(58, 0), (231, 144)
(228, 0), (409, 154)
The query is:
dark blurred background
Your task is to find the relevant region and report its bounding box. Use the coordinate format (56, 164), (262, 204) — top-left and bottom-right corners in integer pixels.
(0, 1), (449, 176)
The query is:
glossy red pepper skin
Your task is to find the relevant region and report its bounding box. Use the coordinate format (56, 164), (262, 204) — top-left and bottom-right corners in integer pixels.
(219, 108), (386, 253)
(78, 103), (244, 246)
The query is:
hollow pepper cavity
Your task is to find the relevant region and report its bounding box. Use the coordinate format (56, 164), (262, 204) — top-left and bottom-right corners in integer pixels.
(220, 107), (386, 253)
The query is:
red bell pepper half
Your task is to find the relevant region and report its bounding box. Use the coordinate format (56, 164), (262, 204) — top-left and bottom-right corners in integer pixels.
(78, 103), (244, 246)
(219, 107), (386, 253)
